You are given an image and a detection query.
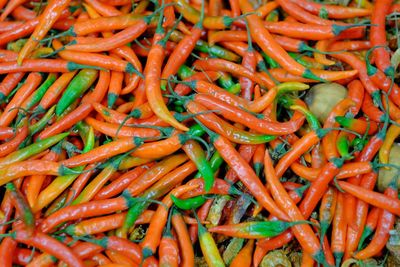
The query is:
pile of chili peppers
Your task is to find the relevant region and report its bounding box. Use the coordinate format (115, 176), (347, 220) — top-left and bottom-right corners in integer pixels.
(0, 0), (399, 266)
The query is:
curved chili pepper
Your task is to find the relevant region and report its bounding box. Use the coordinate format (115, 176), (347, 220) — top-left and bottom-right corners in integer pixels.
(370, 0), (394, 77)
(171, 195), (206, 211)
(144, 15), (188, 132)
(358, 206), (380, 251)
(379, 123), (400, 165)
(17, 0), (72, 65)
(354, 185), (397, 259)
(182, 139), (214, 192)
(263, 151), (326, 264)
(192, 93), (305, 135)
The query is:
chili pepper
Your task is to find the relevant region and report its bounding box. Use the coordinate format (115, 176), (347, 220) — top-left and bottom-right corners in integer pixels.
(61, 136), (143, 168)
(144, 14), (188, 132)
(0, 122), (28, 157)
(338, 181), (400, 216)
(354, 184), (397, 259)
(277, 0), (352, 26)
(379, 123), (400, 165)
(33, 129), (95, 212)
(170, 30), (241, 62)
(52, 39), (141, 74)
(125, 154), (188, 196)
(73, 235), (141, 264)
(65, 22), (148, 53)
(141, 184), (198, 259)
(264, 150), (326, 265)
(6, 183), (34, 236)
(189, 93), (305, 135)
(0, 72), (42, 127)
(209, 220), (311, 239)
(294, 0), (371, 19)
(17, 0), (72, 65)
(20, 73), (58, 113)
(120, 160), (197, 237)
(335, 117), (378, 136)
(55, 69), (98, 116)
(171, 195), (207, 211)
(191, 211), (225, 267)
(370, 0), (394, 77)
(319, 187), (337, 244)
(161, 0), (205, 90)
(0, 132), (68, 169)
(171, 209), (194, 267)
(358, 206), (380, 251)
(4, 229), (84, 266)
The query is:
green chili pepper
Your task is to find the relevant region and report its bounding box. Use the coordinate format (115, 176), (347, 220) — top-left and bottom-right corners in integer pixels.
(183, 140), (214, 191)
(55, 69), (98, 116)
(171, 195), (206, 210)
(7, 39), (28, 52)
(335, 116), (356, 129)
(22, 73), (57, 116)
(266, 9), (279, 22)
(262, 52), (280, 68)
(288, 52), (317, 69)
(194, 150), (225, 178)
(0, 132), (69, 168)
(177, 64), (195, 80)
(6, 183), (35, 236)
(218, 72), (236, 89)
(289, 104), (321, 131)
(336, 134), (353, 160)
